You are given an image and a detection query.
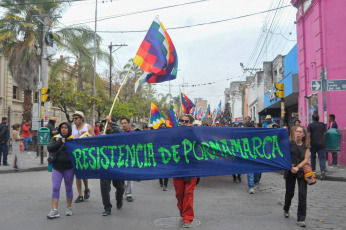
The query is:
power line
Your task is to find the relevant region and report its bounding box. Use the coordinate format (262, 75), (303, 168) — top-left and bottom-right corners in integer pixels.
(0, 0), (88, 6)
(251, 0), (283, 70)
(96, 4), (291, 33)
(65, 0), (209, 27)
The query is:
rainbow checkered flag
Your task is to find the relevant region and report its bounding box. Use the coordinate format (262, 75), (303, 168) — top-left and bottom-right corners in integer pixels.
(166, 102), (179, 127)
(134, 17), (178, 92)
(150, 102), (166, 129)
(181, 93), (195, 114)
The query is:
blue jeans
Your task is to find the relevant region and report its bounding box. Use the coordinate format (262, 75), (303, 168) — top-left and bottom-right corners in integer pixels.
(247, 173), (261, 188)
(23, 137), (32, 151)
(0, 143), (8, 165)
(310, 146), (326, 172)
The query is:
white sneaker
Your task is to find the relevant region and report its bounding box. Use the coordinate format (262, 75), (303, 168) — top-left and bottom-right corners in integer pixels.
(297, 221), (306, 227)
(65, 207), (72, 216)
(249, 188), (255, 194)
(47, 209), (59, 219)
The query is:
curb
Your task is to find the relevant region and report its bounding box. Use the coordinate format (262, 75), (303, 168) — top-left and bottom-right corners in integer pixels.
(0, 166), (48, 174)
(275, 171), (346, 182)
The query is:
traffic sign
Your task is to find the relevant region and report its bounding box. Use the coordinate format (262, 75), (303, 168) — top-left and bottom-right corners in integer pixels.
(327, 80), (346, 91)
(312, 80), (322, 91)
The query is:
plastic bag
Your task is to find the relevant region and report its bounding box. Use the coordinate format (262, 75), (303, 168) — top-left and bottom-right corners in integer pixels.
(20, 141), (24, 151)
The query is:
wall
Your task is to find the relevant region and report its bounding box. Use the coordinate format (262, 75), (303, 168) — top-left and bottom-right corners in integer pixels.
(293, 0), (346, 164)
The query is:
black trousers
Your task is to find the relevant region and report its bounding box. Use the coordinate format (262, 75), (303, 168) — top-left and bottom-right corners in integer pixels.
(159, 178), (168, 186)
(100, 179), (125, 211)
(284, 171), (307, 222)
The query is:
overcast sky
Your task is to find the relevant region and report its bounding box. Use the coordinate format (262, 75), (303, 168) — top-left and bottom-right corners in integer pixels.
(59, 0), (298, 110)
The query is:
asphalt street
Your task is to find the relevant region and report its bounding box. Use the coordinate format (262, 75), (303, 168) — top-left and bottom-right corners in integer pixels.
(0, 171), (345, 230)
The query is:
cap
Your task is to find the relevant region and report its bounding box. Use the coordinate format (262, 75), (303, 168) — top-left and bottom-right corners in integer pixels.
(265, 115), (272, 119)
(72, 111), (84, 118)
(193, 120), (202, 126)
(49, 117), (57, 121)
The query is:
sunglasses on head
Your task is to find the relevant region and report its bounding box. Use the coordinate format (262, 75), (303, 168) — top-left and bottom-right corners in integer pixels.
(179, 119), (190, 124)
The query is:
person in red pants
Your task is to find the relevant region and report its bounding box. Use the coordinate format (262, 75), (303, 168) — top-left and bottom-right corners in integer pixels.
(174, 114), (197, 228)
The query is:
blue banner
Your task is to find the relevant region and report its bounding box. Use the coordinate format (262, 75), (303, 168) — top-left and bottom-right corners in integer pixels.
(65, 127), (291, 180)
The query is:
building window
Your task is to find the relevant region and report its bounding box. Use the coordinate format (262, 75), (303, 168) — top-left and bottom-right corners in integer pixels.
(34, 92), (39, 103)
(13, 86), (19, 99)
(303, 0), (312, 12)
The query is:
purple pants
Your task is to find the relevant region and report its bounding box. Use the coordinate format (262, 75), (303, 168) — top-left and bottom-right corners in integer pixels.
(52, 168), (75, 200)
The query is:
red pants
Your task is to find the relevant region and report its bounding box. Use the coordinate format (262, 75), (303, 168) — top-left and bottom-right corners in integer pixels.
(173, 178), (197, 223)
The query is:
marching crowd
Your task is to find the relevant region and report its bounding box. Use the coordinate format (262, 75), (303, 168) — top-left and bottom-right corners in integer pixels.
(0, 112), (339, 228)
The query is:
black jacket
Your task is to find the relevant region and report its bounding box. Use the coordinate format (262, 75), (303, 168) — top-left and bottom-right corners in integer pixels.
(0, 122), (9, 142)
(47, 122), (73, 171)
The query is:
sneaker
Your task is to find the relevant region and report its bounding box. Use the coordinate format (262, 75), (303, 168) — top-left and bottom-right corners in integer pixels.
(126, 196), (133, 202)
(84, 189), (90, 200)
(284, 210), (289, 218)
(320, 171), (326, 180)
(183, 222), (192, 228)
(249, 188), (255, 194)
(65, 207), (72, 216)
(297, 221), (306, 227)
(162, 186), (167, 191)
(102, 210), (111, 216)
(116, 201), (123, 210)
(254, 182), (260, 188)
(47, 209), (59, 219)
(74, 195), (84, 203)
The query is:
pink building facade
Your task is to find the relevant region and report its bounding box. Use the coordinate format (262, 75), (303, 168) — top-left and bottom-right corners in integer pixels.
(292, 0), (346, 165)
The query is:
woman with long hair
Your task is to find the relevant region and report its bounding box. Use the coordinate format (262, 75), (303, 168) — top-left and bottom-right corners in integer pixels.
(11, 123), (23, 170)
(283, 126), (310, 227)
(47, 122), (75, 219)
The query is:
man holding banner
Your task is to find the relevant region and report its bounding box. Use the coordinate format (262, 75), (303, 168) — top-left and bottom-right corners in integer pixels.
(100, 116), (124, 216)
(174, 114), (197, 228)
(120, 118), (135, 202)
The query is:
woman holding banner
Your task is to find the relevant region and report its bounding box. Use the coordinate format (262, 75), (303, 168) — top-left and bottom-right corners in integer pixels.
(47, 122), (75, 219)
(283, 126), (310, 228)
(174, 114), (197, 228)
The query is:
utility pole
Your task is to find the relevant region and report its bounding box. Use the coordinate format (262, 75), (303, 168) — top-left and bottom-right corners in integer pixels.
(41, 16), (50, 119)
(108, 42), (127, 97)
(39, 15), (50, 165)
(92, 0), (98, 126)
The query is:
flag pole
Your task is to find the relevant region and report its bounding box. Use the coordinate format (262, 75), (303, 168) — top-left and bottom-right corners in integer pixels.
(103, 62), (134, 134)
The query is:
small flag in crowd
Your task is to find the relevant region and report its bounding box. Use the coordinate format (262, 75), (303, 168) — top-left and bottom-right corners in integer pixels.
(150, 102), (166, 129)
(190, 106), (195, 118)
(216, 101), (222, 118)
(204, 104), (211, 118)
(181, 92), (195, 114)
(196, 107), (202, 120)
(134, 16), (178, 92)
(166, 102), (179, 127)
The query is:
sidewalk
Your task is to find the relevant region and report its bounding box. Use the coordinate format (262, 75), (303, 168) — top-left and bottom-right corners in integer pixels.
(0, 149), (48, 174)
(1, 149), (346, 181)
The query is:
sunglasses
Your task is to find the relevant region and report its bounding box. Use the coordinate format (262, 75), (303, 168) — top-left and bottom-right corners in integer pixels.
(73, 117), (80, 120)
(180, 119), (190, 124)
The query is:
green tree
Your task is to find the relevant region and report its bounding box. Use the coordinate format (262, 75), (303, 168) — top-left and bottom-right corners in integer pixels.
(0, 0), (102, 121)
(49, 80), (96, 122)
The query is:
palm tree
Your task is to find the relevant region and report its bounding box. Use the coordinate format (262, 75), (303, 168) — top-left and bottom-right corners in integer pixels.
(52, 26), (108, 91)
(0, 0), (103, 121)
